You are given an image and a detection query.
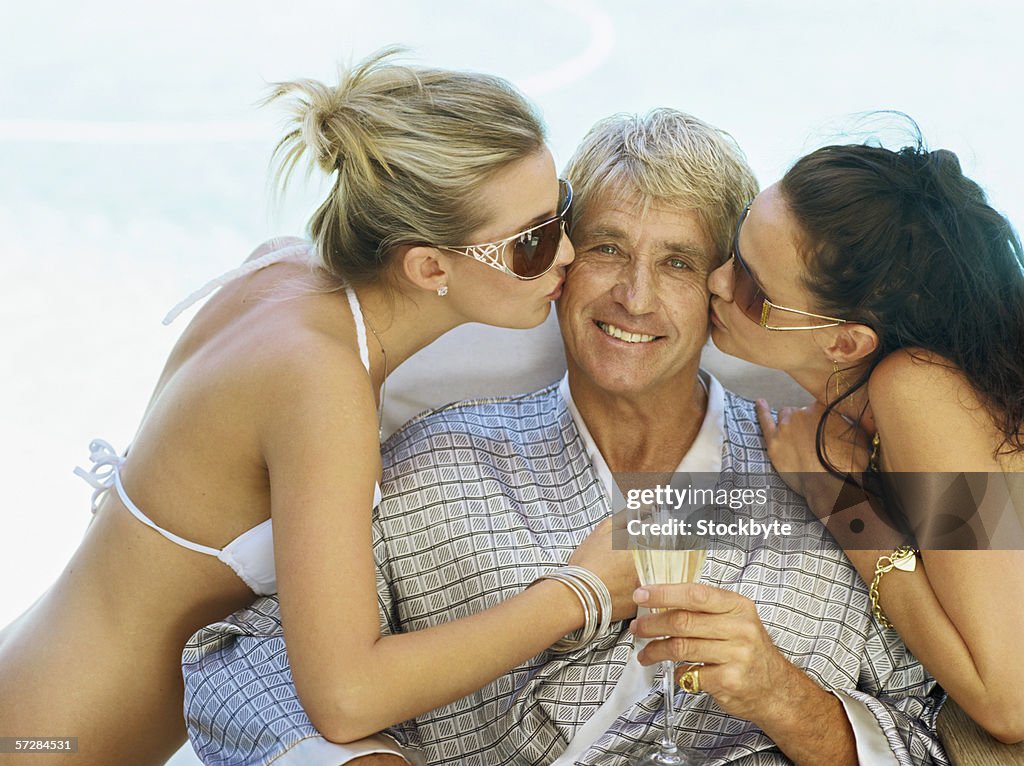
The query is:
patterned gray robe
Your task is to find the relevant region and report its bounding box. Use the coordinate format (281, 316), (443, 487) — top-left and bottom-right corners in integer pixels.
(183, 384), (947, 765)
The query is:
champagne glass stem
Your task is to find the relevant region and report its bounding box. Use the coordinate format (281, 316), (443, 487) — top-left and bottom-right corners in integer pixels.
(659, 659), (679, 754)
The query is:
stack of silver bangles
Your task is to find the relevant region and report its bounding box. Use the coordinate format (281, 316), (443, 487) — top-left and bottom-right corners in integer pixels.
(535, 564), (613, 653)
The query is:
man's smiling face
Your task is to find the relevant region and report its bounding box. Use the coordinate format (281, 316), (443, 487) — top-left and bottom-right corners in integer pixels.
(557, 187), (717, 400)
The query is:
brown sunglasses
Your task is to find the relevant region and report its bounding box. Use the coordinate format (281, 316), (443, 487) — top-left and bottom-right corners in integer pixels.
(730, 203), (849, 331)
(435, 179), (573, 280)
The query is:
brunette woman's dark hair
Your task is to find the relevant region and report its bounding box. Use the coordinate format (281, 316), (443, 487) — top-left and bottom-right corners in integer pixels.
(780, 122), (1024, 471)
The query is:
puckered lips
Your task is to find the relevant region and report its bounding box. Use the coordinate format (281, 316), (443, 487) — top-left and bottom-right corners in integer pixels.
(546, 276), (565, 301)
(594, 319), (666, 345)
(709, 301), (726, 329)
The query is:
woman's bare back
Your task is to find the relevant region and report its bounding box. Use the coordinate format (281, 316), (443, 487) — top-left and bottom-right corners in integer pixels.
(0, 250), (366, 765)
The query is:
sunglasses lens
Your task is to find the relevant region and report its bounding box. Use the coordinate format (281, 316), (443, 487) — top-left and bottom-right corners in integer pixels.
(511, 218), (563, 278)
(509, 180), (572, 278)
(732, 254), (767, 324)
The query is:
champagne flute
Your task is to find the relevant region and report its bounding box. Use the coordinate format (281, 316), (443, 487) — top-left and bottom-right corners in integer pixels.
(632, 545), (707, 765)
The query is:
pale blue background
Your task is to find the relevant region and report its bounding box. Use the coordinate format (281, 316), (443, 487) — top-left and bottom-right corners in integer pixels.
(1, 2), (1021, 762)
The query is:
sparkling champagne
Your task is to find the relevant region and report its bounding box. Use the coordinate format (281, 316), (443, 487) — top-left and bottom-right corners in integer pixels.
(632, 548), (706, 591)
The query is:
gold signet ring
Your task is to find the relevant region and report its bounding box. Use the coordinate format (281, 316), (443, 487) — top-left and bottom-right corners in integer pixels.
(679, 667), (702, 694)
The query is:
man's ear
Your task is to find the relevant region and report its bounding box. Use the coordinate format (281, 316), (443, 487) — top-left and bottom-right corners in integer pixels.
(396, 245), (450, 294)
(826, 323), (878, 364)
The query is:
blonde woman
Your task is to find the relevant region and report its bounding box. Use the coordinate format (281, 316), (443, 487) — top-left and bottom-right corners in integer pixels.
(0, 51), (636, 765)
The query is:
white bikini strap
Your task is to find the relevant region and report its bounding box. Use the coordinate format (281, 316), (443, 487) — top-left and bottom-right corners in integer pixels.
(344, 286), (372, 375)
(73, 439), (126, 512)
(74, 439), (222, 557)
(112, 471), (222, 556)
(162, 241), (314, 326)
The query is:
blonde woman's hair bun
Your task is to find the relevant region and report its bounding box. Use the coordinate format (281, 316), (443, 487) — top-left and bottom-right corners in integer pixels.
(267, 46), (410, 179)
(302, 77), (349, 173)
(265, 47), (546, 287)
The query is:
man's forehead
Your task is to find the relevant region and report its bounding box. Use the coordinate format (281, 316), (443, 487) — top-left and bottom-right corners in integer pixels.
(583, 186), (697, 223)
(584, 186), (656, 217)
(578, 190), (713, 258)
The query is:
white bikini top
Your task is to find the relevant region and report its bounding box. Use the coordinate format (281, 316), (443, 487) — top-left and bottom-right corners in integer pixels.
(74, 240), (383, 596)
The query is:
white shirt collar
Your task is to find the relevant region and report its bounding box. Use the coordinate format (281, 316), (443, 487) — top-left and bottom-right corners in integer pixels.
(557, 370), (725, 497)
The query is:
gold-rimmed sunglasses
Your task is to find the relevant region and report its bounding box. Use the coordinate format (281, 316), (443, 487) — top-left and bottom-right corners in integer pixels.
(434, 179), (573, 280)
(730, 203), (849, 331)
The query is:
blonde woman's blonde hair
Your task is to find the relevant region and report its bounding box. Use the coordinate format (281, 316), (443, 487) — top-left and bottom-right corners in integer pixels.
(267, 47), (546, 286)
(563, 109), (758, 261)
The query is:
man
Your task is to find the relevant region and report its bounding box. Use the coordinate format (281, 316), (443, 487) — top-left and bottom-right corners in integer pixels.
(183, 110), (946, 765)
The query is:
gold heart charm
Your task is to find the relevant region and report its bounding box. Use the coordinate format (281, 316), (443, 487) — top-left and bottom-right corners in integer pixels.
(892, 550), (918, 572)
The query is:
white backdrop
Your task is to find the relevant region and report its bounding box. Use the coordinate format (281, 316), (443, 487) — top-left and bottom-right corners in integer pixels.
(1, 2), (1021, 762)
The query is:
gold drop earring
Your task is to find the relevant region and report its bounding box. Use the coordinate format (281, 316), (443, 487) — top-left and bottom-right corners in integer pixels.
(831, 360), (846, 400)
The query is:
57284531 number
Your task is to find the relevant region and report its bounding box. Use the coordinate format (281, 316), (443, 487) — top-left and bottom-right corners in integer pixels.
(0, 738), (78, 753)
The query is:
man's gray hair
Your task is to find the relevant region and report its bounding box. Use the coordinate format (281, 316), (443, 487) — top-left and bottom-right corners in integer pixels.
(564, 109), (758, 261)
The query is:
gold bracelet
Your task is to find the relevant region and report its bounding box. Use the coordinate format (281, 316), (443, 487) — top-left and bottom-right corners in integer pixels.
(868, 545), (918, 628)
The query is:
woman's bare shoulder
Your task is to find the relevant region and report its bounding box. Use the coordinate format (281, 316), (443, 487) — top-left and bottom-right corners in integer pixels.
(161, 272), (371, 443)
(869, 348), (987, 410)
(868, 348), (1002, 469)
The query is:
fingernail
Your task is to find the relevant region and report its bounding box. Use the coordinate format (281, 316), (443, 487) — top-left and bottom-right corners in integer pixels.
(628, 619), (637, 633)
(634, 588), (649, 604)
